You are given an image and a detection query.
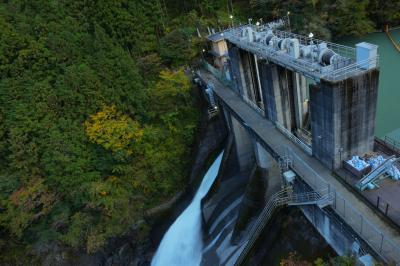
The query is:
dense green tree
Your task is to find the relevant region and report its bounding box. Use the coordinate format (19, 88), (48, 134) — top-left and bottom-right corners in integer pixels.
(330, 0), (375, 37)
(369, 0), (400, 29)
(0, 0), (199, 261)
(160, 29), (196, 67)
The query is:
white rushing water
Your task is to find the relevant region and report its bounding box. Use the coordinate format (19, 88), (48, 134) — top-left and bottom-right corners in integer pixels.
(151, 151), (224, 266)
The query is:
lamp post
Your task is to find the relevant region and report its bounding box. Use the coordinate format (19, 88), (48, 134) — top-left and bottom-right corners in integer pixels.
(309, 32), (314, 45)
(287, 11), (291, 32)
(339, 147), (344, 168)
(201, 49), (206, 61)
(230, 15), (234, 28)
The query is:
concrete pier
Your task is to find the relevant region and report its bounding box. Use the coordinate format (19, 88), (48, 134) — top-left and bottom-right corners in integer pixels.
(310, 70), (379, 169)
(258, 61), (278, 122)
(292, 73), (308, 130)
(197, 69), (400, 264)
(253, 141), (273, 170)
(230, 114), (255, 173)
(227, 43), (244, 96)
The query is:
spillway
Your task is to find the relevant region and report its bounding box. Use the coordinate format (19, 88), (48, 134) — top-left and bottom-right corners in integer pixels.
(151, 151), (224, 266)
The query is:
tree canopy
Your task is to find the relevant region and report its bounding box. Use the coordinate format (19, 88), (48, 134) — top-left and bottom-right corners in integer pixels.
(0, 0), (202, 262)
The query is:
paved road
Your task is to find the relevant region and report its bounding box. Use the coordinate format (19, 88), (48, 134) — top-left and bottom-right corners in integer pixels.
(198, 69), (400, 264)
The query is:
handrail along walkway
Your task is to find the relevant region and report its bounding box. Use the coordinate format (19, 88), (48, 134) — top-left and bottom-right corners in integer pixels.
(234, 186), (333, 266)
(196, 66), (400, 264)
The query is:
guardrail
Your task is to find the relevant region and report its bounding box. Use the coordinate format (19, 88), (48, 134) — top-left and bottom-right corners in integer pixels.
(242, 96), (265, 117)
(234, 188), (290, 266)
(322, 56), (379, 81)
(203, 61), (267, 118)
(200, 63), (400, 264)
(272, 29), (356, 60)
(223, 25), (379, 82)
(276, 123), (312, 156)
(203, 61), (235, 89)
(234, 186), (332, 266)
(280, 146), (400, 264)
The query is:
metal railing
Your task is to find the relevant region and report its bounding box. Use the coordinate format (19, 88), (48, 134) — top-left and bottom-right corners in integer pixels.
(323, 56), (380, 81)
(234, 186), (332, 266)
(280, 146), (400, 264)
(287, 189), (333, 207)
(202, 61), (235, 89)
(225, 24), (356, 60)
(200, 63), (400, 264)
(234, 188), (291, 266)
(374, 195), (400, 231)
(225, 33), (324, 79)
(272, 29), (356, 60)
(202, 61), (267, 118)
(276, 122), (312, 156)
(242, 96), (265, 117)
(222, 25), (379, 82)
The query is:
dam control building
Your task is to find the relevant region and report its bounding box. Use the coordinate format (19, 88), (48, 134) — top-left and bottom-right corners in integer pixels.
(206, 21), (379, 171)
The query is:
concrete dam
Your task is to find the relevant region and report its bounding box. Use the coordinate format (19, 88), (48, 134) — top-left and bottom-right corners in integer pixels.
(193, 20), (400, 265)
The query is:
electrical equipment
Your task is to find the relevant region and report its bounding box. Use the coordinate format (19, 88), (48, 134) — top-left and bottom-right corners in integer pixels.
(238, 26), (348, 68)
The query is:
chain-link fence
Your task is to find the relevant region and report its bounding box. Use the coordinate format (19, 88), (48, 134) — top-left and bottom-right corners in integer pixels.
(200, 62), (400, 264)
(282, 146), (400, 264)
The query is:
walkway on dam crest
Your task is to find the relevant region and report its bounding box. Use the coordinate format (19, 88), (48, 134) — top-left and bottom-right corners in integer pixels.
(197, 69), (400, 263)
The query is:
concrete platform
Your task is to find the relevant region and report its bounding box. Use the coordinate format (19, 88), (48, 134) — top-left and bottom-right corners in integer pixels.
(336, 166), (400, 230)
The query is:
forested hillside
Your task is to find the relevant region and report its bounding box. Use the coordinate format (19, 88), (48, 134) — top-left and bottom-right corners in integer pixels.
(0, 0), (399, 264)
(0, 1), (203, 262)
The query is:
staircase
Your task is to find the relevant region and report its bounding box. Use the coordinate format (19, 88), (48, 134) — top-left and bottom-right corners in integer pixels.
(287, 189), (333, 208)
(278, 155), (292, 173)
(355, 155), (399, 191)
(234, 186), (333, 266)
(207, 106), (219, 119)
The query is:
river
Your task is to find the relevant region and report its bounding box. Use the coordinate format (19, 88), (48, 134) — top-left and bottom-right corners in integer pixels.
(341, 29), (400, 138)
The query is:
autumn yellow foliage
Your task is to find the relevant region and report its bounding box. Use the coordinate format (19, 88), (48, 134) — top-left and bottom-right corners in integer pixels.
(84, 105), (143, 154)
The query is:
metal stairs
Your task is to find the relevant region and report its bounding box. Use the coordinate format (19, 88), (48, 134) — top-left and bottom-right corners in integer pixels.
(207, 106), (219, 119)
(287, 189), (333, 208)
(234, 186), (333, 266)
(355, 155), (399, 191)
